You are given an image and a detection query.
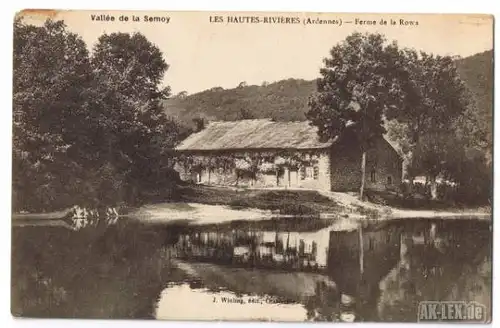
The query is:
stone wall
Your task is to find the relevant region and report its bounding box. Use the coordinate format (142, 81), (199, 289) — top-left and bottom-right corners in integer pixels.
(329, 136), (402, 192)
(365, 138), (403, 191)
(329, 143), (362, 191)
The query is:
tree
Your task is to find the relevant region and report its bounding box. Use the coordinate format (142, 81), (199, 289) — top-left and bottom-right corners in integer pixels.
(385, 50), (469, 199)
(307, 33), (402, 200)
(450, 111), (493, 204)
(192, 117), (206, 132)
(13, 18), (93, 211)
(175, 91), (188, 99)
(13, 20), (183, 211)
(237, 107), (255, 119)
(90, 32), (180, 203)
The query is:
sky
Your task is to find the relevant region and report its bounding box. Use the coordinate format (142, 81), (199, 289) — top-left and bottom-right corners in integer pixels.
(20, 11), (494, 95)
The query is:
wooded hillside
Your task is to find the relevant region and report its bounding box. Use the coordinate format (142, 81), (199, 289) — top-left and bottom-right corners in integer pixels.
(455, 50), (493, 155)
(163, 79), (316, 126)
(164, 51), (492, 132)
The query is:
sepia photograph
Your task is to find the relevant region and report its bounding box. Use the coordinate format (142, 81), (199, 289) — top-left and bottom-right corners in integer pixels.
(11, 10), (493, 323)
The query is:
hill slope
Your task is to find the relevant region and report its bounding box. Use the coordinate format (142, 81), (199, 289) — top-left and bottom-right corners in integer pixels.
(455, 50), (493, 151)
(163, 79), (316, 126)
(456, 50), (493, 119)
(164, 51), (493, 131)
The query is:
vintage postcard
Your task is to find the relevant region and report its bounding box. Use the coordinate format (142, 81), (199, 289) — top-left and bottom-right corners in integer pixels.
(11, 10), (493, 322)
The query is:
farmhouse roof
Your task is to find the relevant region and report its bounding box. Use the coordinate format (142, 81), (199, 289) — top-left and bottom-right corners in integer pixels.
(175, 119), (335, 151)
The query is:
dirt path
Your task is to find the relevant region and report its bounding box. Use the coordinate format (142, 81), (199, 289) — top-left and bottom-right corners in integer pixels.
(318, 190), (491, 220)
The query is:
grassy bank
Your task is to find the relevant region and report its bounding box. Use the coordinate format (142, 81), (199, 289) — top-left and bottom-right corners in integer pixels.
(178, 184), (345, 216)
(175, 184), (491, 220)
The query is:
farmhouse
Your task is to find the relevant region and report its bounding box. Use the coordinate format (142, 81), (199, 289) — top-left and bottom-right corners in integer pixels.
(174, 119), (402, 192)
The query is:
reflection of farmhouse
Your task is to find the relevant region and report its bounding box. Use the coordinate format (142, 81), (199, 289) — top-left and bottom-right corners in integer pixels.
(175, 119), (402, 191)
(174, 228), (331, 270)
(328, 223), (401, 297)
(172, 222), (402, 301)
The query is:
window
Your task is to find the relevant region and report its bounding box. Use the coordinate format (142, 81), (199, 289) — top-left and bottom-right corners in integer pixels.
(301, 166), (318, 180)
(370, 169), (376, 183)
(313, 166), (319, 180)
(387, 176), (393, 185)
(306, 166), (314, 179)
(300, 166), (306, 180)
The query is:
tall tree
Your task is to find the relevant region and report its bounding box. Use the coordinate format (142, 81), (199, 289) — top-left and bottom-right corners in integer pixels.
(307, 33), (402, 200)
(13, 18), (93, 210)
(90, 32), (180, 203)
(13, 21), (183, 211)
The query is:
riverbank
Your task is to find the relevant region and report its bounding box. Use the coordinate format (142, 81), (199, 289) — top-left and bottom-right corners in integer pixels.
(173, 184), (491, 220)
(12, 185), (491, 228)
(125, 185), (490, 227)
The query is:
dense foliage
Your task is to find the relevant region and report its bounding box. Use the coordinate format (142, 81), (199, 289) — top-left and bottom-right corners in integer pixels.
(307, 32), (492, 204)
(384, 50), (492, 203)
(13, 19), (182, 212)
(384, 50), (470, 197)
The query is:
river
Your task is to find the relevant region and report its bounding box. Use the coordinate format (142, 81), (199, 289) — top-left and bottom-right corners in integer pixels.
(11, 214), (492, 322)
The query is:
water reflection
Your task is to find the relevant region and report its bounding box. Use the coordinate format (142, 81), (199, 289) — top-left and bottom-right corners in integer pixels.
(377, 220), (492, 322)
(173, 228), (331, 271)
(11, 213), (492, 322)
(157, 218), (491, 322)
(165, 221), (400, 321)
(63, 206), (120, 230)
